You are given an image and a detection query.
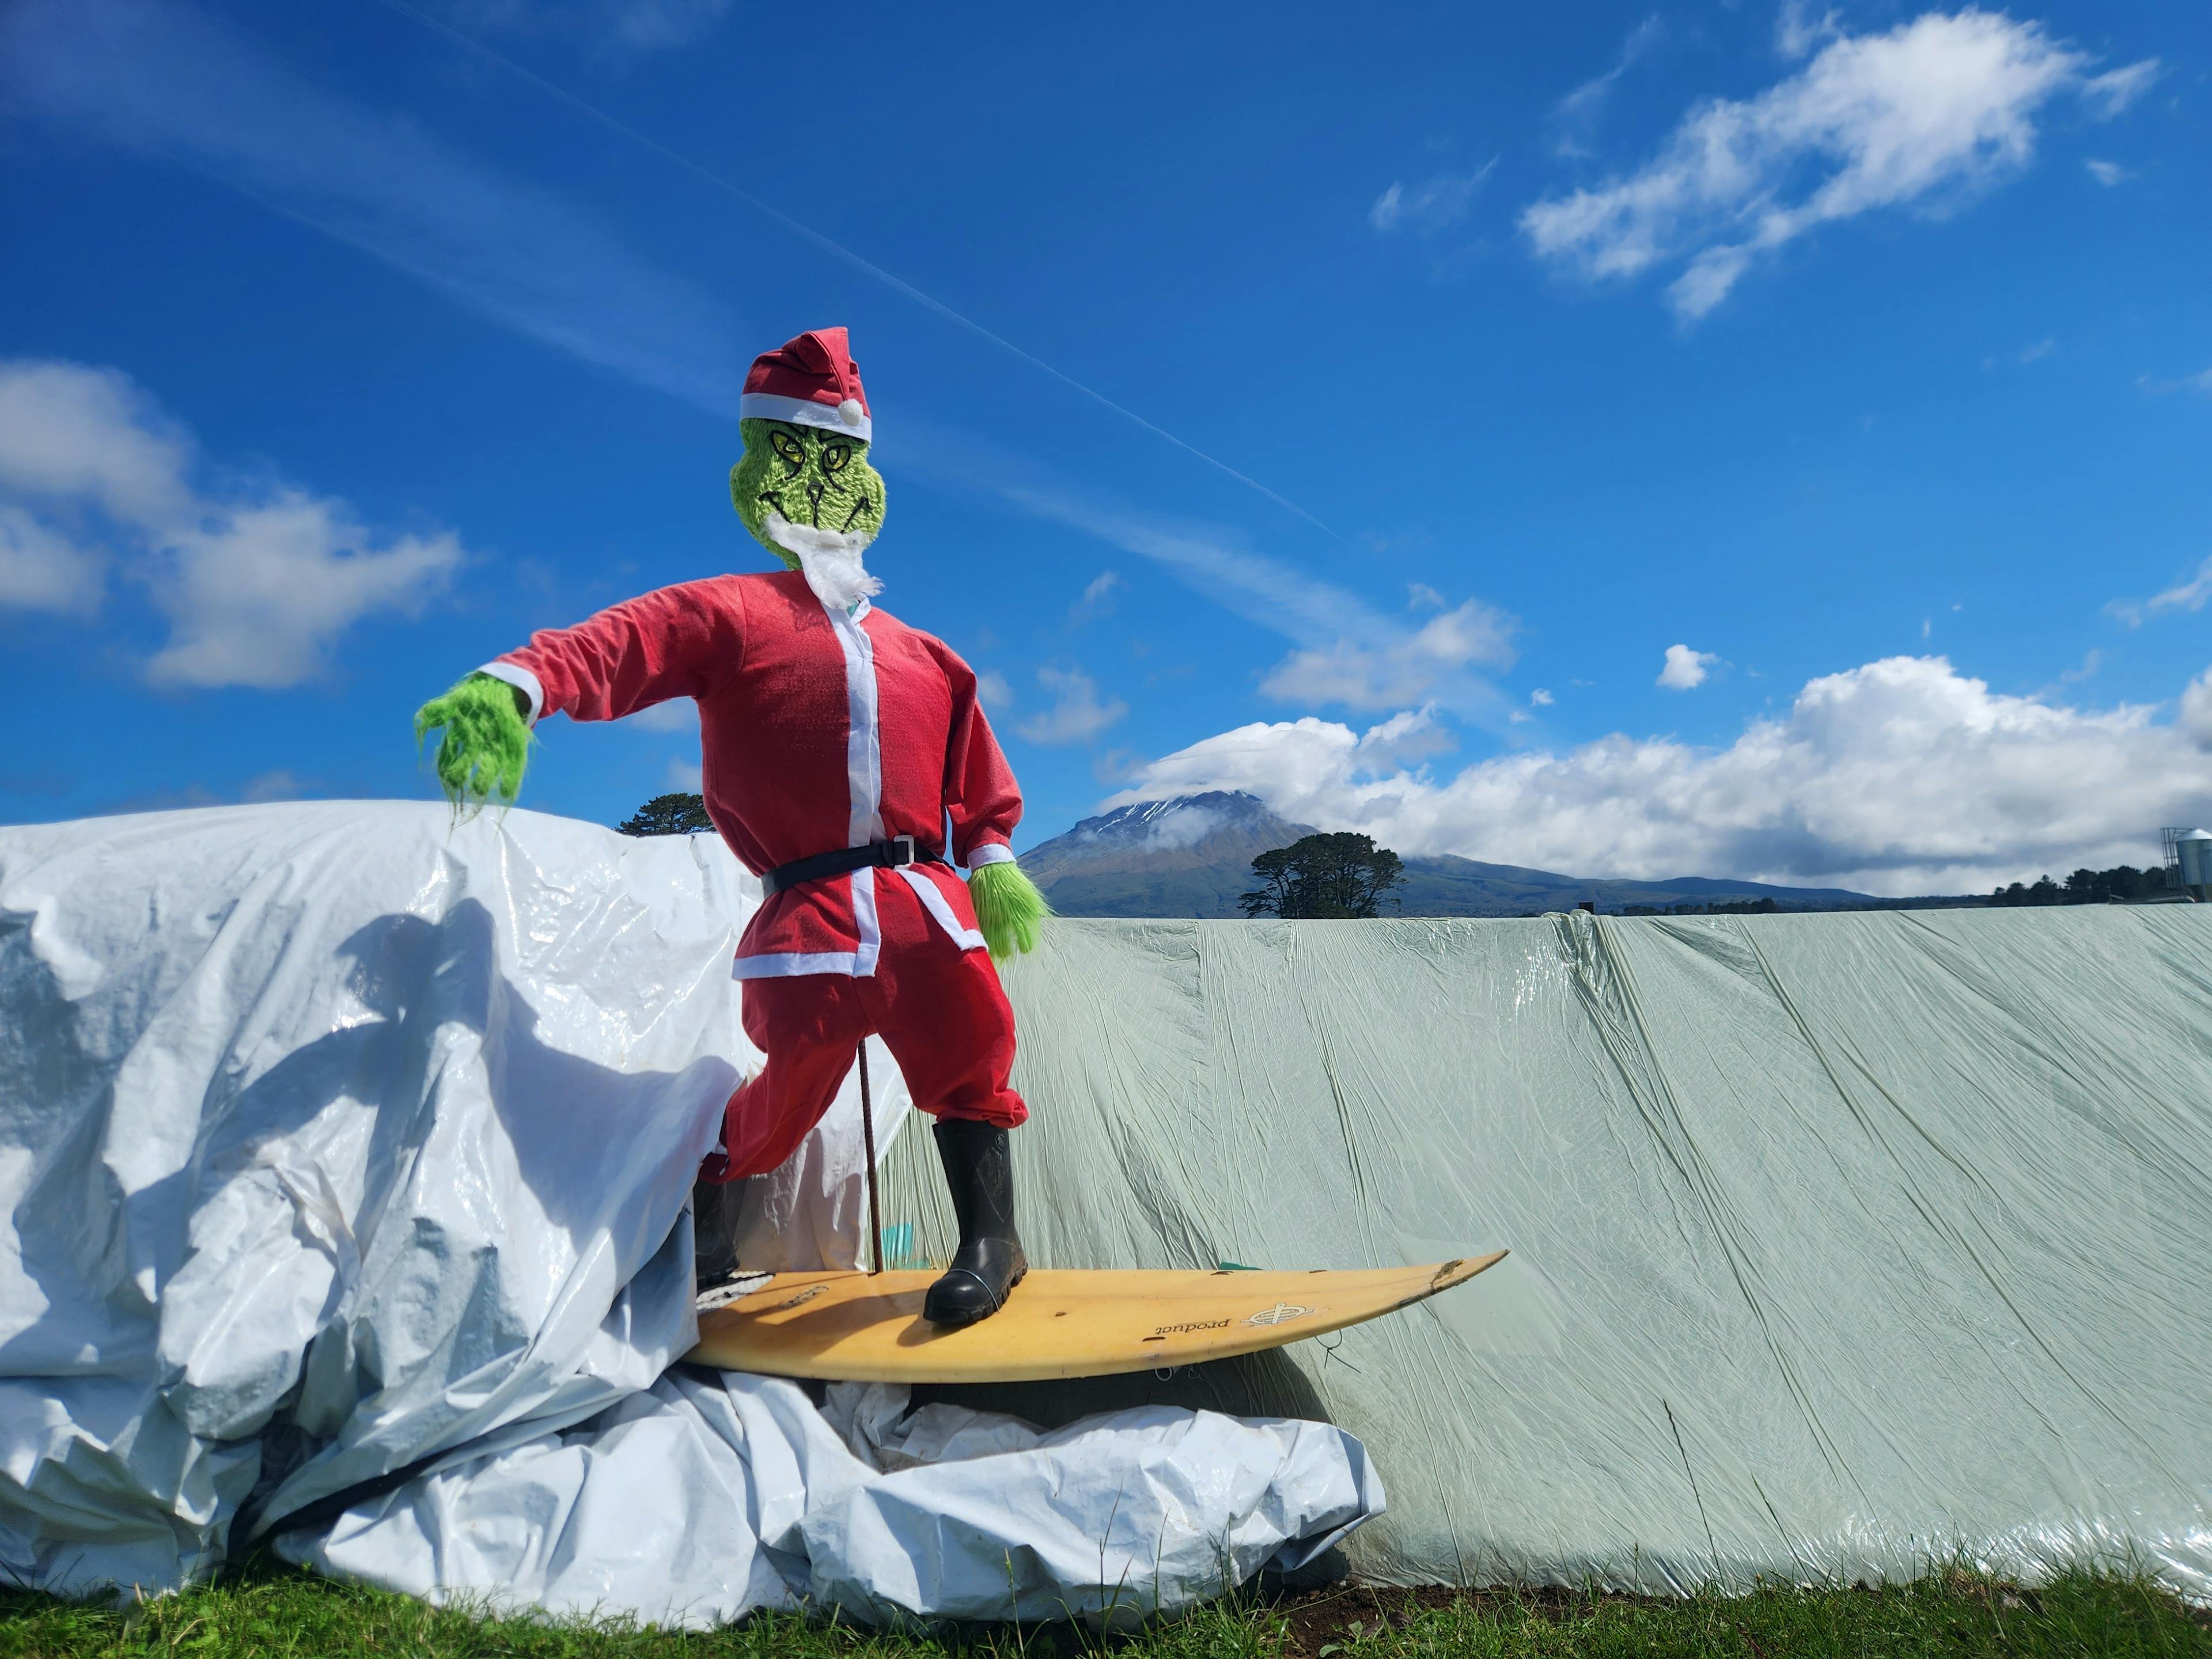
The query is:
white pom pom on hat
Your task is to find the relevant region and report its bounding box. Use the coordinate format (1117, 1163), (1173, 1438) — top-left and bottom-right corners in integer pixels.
(838, 399), (864, 426)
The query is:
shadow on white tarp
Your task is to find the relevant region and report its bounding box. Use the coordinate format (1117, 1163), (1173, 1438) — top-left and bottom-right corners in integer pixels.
(0, 802), (1380, 1625)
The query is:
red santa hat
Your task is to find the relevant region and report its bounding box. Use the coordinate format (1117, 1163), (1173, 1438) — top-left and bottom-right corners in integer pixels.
(738, 327), (872, 444)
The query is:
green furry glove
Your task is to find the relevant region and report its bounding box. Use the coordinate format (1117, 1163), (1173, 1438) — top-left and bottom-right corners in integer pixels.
(969, 860), (1048, 960)
(414, 673), (532, 815)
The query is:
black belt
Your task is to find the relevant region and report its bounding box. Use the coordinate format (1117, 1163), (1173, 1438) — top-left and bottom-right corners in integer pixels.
(760, 835), (946, 898)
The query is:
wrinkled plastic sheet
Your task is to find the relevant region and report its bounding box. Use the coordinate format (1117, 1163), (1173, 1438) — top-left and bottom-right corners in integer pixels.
(876, 906), (2212, 1603)
(282, 1376), (1377, 1627)
(0, 802), (1380, 1622)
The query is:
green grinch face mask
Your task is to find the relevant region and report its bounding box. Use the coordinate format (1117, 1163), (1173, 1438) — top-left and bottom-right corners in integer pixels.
(730, 417), (888, 568)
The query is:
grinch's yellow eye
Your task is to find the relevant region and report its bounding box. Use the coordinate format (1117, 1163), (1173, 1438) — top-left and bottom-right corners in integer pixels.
(823, 444), (849, 474)
(770, 430), (805, 469)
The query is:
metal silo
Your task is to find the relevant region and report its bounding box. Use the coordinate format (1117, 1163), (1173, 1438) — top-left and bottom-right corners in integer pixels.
(2177, 828), (2212, 899)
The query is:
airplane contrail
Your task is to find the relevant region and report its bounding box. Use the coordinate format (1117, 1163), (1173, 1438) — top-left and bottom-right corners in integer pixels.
(369, 0), (1343, 543)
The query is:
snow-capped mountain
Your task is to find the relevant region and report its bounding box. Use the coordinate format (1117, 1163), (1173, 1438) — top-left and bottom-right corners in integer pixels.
(1018, 791), (1320, 916)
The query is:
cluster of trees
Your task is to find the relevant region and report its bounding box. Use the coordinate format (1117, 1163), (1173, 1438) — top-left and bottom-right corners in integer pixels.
(616, 793), (713, 836)
(1988, 864), (2174, 906)
(1240, 832), (1406, 918)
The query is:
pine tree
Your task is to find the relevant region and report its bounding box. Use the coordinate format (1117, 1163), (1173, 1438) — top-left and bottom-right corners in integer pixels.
(616, 793), (713, 836)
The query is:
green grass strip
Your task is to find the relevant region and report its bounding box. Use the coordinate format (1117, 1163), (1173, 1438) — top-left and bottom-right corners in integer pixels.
(1, 1563), (2205, 1659)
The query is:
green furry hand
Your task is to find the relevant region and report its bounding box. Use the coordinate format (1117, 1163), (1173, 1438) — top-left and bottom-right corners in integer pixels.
(414, 673), (532, 815)
(969, 859), (1048, 960)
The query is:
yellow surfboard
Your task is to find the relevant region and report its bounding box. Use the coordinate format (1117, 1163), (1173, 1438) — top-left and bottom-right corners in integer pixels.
(686, 1254), (1505, 1383)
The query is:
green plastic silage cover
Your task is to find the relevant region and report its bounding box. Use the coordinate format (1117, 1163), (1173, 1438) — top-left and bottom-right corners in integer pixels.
(880, 907), (2212, 1600)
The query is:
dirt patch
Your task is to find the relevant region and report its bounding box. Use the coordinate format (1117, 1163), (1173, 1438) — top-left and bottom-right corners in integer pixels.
(1264, 1584), (1459, 1654)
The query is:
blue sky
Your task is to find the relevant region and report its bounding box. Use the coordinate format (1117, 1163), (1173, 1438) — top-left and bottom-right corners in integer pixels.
(2, 0), (2209, 892)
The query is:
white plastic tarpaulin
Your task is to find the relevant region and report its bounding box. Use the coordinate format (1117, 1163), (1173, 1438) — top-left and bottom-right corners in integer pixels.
(877, 904), (2212, 1601)
(0, 802), (1380, 1623)
(287, 1375), (1375, 1626)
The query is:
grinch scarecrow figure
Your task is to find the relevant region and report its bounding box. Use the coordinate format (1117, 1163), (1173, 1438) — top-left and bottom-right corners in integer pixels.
(413, 328), (1046, 1328)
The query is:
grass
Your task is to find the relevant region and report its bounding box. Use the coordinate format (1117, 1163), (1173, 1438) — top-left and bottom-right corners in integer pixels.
(1, 1563), (2205, 1659)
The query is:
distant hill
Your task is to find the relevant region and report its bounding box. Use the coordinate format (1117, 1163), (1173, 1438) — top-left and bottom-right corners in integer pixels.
(1021, 791), (1885, 918)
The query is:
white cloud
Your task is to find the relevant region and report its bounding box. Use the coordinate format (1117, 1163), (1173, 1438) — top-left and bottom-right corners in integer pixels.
(0, 359), (460, 687)
(1260, 599), (1517, 710)
(627, 698), (699, 733)
(144, 493), (459, 690)
(1355, 705), (1458, 768)
(2081, 59), (2161, 117)
(1414, 599), (1516, 665)
(2181, 670), (2212, 750)
(1553, 15), (1665, 150)
(1110, 656), (2212, 895)
(1069, 570), (1123, 623)
(2083, 158), (2129, 187)
(0, 0), (747, 416)
(1531, 687), (1555, 706)
(909, 432), (1521, 725)
(1657, 643), (1718, 689)
(240, 770), (309, 803)
(666, 757), (703, 792)
(99, 768), (314, 815)
(1134, 801), (1231, 851)
(0, 505), (104, 613)
(1016, 666), (1127, 746)
(606, 0), (728, 49)
(1370, 161), (1497, 234)
(1521, 10), (2158, 320)
(976, 669), (1014, 712)
(2055, 648), (2101, 687)
(0, 359), (192, 524)
(2109, 555), (2212, 628)
(444, 0), (732, 54)
(1777, 1), (1843, 59)
(2137, 368), (2212, 397)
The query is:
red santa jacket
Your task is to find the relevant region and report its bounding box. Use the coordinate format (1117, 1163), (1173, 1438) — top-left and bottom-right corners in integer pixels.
(480, 571), (1020, 979)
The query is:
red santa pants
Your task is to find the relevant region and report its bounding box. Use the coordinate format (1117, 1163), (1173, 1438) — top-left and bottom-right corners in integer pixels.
(700, 873), (1028, 1183)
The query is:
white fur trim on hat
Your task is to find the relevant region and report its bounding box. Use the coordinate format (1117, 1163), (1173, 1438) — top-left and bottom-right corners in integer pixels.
(740, 391), (873, 443)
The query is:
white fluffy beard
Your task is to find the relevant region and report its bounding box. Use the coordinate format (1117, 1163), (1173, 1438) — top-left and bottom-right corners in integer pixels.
(764, 510), (881, 612)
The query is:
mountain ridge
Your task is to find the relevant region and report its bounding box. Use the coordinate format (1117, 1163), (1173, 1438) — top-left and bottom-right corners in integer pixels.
(1021, 791), (1883, 918)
